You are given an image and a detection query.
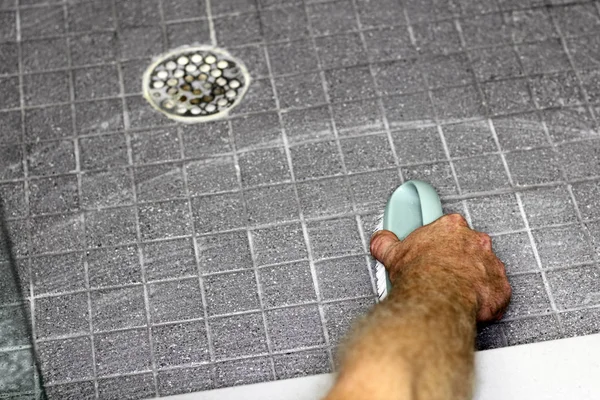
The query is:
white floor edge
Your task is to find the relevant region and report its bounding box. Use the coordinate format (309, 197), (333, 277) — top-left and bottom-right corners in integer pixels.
(165, 333), (600, 400)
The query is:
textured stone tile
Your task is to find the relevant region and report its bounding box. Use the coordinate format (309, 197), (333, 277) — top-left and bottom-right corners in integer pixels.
(469, 45), (523, 82)
(274, 349), (331, 379)
(413, 20), (462, 54)
(0, 305), (31, 349)
(551, 3), (600, 37)
(558, 140), (600, 180)
(85, 207), (137, 248)
(503, 315), (561, 346)
(31, 214), (83, 255)
(214, 357), (273, 388)
(431, 85), (485, 120)
(316, 255), (373, 300)
(340, 134), (396, 173)
(291, 141), (344, 180)
(492, 232), (538, 274)
(372, 59), (425, 96)
(260, 4), (308, 41)
(148, 279), (203, 324)
(0, 144), (23, 180)
(135, 163), (185, 202)
(231, 78), (276, 115)
(205, 270), (260, 316)
(325, 66), (376, 103)
(76, 99), (124, 135)
(482, 78), (534, 116)
(245, 184), (299, 225)
(73, 65), (120, 100)
(119, 26), (164, 59)
(533, 224), (594, 269)
(307, 217), (363, 260)
(231, 111), (282, 151)
(332, 99), (385, 136)
(97, 373), (155, 400)
(46, 381), (96, 400)
(71, 32), (118, 67)
(275, 72), (326, 109)
(67, 0), (114, 31)
(167, 20), (211, 48)
(0, 110), (21, 145)
(281, 106), (334, 144)
(266, 305), (325, 351)
(307, 0), (358, 35)
(356, 0), (406, 28)
(516, 39), (570, 75)
(401, 161), (458, 196)
(231, 44), (269, 79)
(214, 13), (262, 47)
(466, 194), (523, 234)
(297, 176), (352, 218)
(520, 186), (578, 228)
(181, 121), (231, 159)
(349, 169), (400, 213)
(126, 95), (172, 129)
(22, 38), (68, 73)
(143, 238), (197, 281)
(317, 32), (365, 70)
(87, 245), (141, 288)
(238, 147), (291, 187)
(131, 129), (181, 165)
(79, 134), (129, 170)
(505, 148), (562, 186)
(82, 169), (134, 208)
(38, 337), (94, 383)
(529, 72), (584, 109)
(492, 113), (548, 151)
(91, 286), (146, 332)
(35, 293), (89, 339)
(197, 231), (253, 274)
(152, 321), (209, 368)
(191, 192), (246, 234)
(443, 120), (496, 158)
(0, 181), (26, 219)
(547, 265), (600, 310)
(0, 349), (34, 393)
(19, 5), (64, 39)
(505, 273), (552, 319)
(157, 365), (214, 396)
(324, 297), (375, 347)
(251, 222), (308, 266)
(95, 329), (152, 376)
(423, 53), (473, 88)
(23, 72), (70, 107)
(572, 180), (600, 221)
(561, 308), (600, 338)
(454, 154), (510, 194)
(392, 127), (446, 165)
(29, 175), (79, 215)
(210, 313), (268, 359)
(258, 262), (317, 308)
(26, 140), (76, 177)
(138, 200), (192, 241)
(384, 92), (434, 129)
(476, 323), (507, 350)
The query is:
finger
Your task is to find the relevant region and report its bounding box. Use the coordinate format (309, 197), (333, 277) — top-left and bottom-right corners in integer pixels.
(370, 230), (400, 266)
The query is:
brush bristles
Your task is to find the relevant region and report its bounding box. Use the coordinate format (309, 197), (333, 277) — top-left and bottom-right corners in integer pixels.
(373, 214), (388, 300)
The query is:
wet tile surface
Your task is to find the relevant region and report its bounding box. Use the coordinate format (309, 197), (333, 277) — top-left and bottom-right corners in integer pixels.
(2, 0), (600, 397)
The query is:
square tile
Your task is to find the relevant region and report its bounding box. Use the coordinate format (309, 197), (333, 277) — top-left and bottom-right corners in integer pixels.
(516, 39), (570, 75)
(332, 99), (385, 136)
(73, 65), (120, 100)
(131, 129), (180, 165)
(87, 245), (141, 288)
(35, 293), (89, 339)
(29, 175), (79, 215)
(520, 186), (578, 228)
(95, 329), (152, 376)
(152, 321), (209, 368)
(392, 127), (445, 165)
(24, 105), (72, 142)
(325, 66), (375, 103)
(466, 194), (523, 234)
(138, 200), (192, 241)
(5, 219), (29, 259)
(258, 262), (317, 308)
(149, 278), (203, 323)
(231, 78), (276, 115)
(551, 3), (600, 37)
(460, 13), (511, 48)
(349, 169), (400, 213)
(23, 71), (69, 107)
(275, 72), (326, 109)
(558, 140), (600, 180)
(316, 33), (365, 69)
(31, 252), (86, 295)
(567, 35), (600, 69)
(297, 176), (353, 218)
(81, 169), (133, 209)
(135, 163), (184, 202)
(547, 265), (600, 310)
(20, 5), (64, 39)
(0, 110), (21, 145)
(504, 273), (552, 319)
(22, 38), (69, 73)
(533, 224), (594, 269)
(281, 106), (334, 144)
(119, 26), (164, 59)
(197, 231), (253, 274)
(340, 134), (396, 173)
(157, 365), (214, 396)
(85, 207), (137, 247)
(579, 69), (600, 104)
(71, 33), (118, 66)
(231, 44), (269, 79)
(268, 39), (319, 76)
(245, 184), (299, 225)
(238, 147), (291, 187)
(121, 58), (149, 95)
(260, 5), (308, 41)
(274, 349), (331, 379)
(374, 59), (426, 98)
(290, 141), (344, 180)
(363, 25), (415, 61)
(561, 308), (600, 338)
(91, 286), (146, 332)
(323, 297), (375, 346)
(503, 315), (561, 346)
(0, 350), (34, 393)
(181, 121), (231, 158)
(413, 20), (462, 54)
(510, 8), (556, 43)
(442, 120), (496, 158)
(163, 0), (208, 20)
(316, 255), (373, 300)
(26, 140), (76, 177)
(67, 0), (114, 32)
(401, 161), (458, 196)
(384, 92), (435, 129)
(307, 0), (358, 35)
(405, 0), (460, 21)
(251, 223), (308, 266)
(433, 85), (484, 121)
(492, 113), (548, 151)
(0, 181), (26, 219)
(266, 305), (325, 351)
(143, 238), (197, 281)
(422, 53), (473, 89)
(191, 192), (246, 234)
(505, 148), (561, 186)
(166, 21), (211, 48)
(31, 214), (83, 255)
(38, 337), (94, 383)
(307, 217), (363, 260)
(210, 313), (268, 359)
(454, 154), (510, 193)
(114, 0), (159, 28)
(214, 13), (262, 47)
(45, 381), (96, 400)
(356, 0), (406, 28)
(0, 76), (19, 108)
(212, 0), (257, 14)
(492, 232), (538, 274)
(214, 357), (272, 388)
(469, 46), (523, 82)
(0, 10), (16, 41)
(75, 99), (124, 135)
(476, 323), (506, 351)
(231, 111), (282, 150)
(572, 180), (600, 221)
(529, 72), (584, 109)
(126, 95), (172, 129)
(482, 78), (534, 116)
(97, 373), (155, 400)
(205, 271), (260, 316)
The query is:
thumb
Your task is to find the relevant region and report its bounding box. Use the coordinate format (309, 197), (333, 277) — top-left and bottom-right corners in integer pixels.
(370, 230), (400, 266)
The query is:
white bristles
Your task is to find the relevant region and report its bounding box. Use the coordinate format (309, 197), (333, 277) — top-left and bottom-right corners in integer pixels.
(373, 214), (389, 301)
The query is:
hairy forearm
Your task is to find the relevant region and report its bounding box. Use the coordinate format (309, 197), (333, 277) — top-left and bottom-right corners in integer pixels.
(325, 263), (478, 400)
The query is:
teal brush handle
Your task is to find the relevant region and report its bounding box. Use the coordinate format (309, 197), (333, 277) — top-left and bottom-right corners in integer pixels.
(382, 180), (444, 294)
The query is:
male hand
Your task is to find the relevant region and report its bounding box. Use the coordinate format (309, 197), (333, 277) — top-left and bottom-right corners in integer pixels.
(370, 214), (512, 322)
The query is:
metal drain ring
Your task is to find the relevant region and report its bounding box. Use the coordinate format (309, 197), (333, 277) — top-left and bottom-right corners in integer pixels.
(142, 45), (250, 123)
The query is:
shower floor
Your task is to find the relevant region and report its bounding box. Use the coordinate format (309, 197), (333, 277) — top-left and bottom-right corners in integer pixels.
(1, 0), (600, 398)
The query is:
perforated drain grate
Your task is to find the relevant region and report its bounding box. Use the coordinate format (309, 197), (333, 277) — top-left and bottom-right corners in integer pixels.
(142, 46), (250, 123)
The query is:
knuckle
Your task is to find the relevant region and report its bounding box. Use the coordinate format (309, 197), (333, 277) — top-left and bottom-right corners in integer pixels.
(479, 233), (492, 249)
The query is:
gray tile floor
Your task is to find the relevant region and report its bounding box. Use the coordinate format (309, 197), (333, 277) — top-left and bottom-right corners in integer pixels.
(2, 0), (600, 398)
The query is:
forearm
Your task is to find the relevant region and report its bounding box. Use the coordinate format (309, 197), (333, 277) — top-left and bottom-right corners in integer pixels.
(325, 263), (478, 400)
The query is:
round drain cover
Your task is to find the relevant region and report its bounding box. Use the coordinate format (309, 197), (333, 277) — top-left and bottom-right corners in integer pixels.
(142, 46), (250, 123)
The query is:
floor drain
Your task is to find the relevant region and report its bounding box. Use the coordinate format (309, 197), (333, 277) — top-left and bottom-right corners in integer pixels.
(142, 46), (250, 123)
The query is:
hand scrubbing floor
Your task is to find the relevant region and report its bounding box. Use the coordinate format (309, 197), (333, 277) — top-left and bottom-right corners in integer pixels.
(375, 180), (444, 300)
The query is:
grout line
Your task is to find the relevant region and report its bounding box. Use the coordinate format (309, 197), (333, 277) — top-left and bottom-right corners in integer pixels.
(156, 0), (169, 50)
(205, 0), (217, 47)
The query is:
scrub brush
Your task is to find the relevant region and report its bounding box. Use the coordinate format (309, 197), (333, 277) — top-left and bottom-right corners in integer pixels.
(374, 180), (444, 300)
